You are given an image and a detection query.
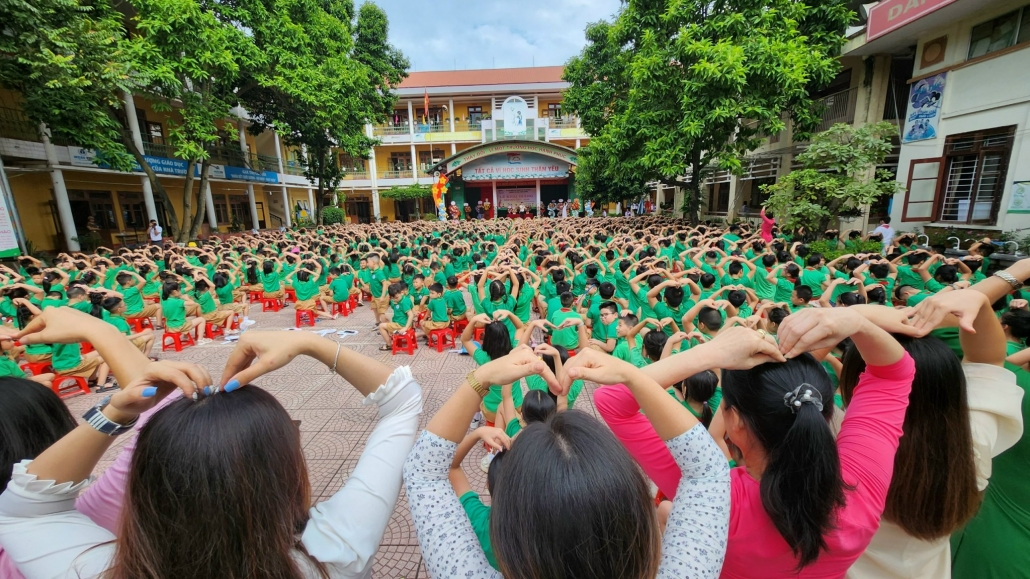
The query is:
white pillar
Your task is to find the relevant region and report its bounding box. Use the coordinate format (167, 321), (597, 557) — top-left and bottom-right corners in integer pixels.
(492, 180), (498, 219)
(451, 143), (456, 155)
(575, 138), (581, 149)
(307, 188), (315, 217)
(372, 189), (381, 220)
(121, 90), (159, 222)
(204, 181), (217, 229)
(272, 132), (291, 228)
(39, 123), (79, 251)
(535, 179), (541, 219)
(448, 98), (455, 132)
(246, 184), (260, 229)
(410, 143), (418, 179)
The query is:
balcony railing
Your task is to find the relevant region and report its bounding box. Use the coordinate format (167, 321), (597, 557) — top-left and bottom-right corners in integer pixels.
(255, 153), (281, 172)
(380, 169), (411, 179)
(813, 87), (858, 133)
(341, 171), (369, 180)
(141, 141), (178, 159)
(413, 122), (447, 134)
(284, 160), (306, 176)
(453, 120), (483, 132)
(372, 123), (412, 136)
(207, 145), (249, 168)
(548, 116), (580, 129)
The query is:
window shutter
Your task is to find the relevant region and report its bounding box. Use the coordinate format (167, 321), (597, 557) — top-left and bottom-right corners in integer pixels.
(902, 157), (944, 222)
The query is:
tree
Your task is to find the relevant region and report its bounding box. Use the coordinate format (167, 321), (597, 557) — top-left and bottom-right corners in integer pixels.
(563, 0), (852, 223)
(0, 0), (134, 170)
(763, 121), (903, 233)
(240, 0), (408, 224)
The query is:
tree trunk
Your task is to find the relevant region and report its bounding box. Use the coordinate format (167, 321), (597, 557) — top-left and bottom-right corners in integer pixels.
(187, 159), (211, 240)
(681, 150), (704, 225)
(176, 160), (198, 242)
(119, 131), (181, 239)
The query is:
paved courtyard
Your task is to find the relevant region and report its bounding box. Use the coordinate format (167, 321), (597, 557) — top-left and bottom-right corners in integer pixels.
(62, 300), (603, 579)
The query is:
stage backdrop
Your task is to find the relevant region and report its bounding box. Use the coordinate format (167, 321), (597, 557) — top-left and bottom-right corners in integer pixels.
(497, 188), (537, 207)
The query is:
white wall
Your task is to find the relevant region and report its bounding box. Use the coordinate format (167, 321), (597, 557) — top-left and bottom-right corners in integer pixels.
(891, 1), (1030, 233)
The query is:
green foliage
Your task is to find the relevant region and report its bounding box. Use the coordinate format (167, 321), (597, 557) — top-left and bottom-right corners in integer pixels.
(0, 0), (134, 170)
(563, 0), (852, 221)
(807, 239), (882, 260)
(72, 232), (102, 252)
(321, 206), (345, 225)
(764, 121), (903, 233)
(381, 184), (432, 200)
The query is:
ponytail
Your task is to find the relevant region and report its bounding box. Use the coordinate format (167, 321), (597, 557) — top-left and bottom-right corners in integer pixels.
(161, 280), (179, 301)
(88, 292), (105, 319)
(722, 354), (845, 569)
(684, 370), (719, 429)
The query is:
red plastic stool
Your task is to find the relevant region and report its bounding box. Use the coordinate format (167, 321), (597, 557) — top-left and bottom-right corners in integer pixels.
(248, 291), (263, 303)
(80, 342), (95, 354)
(415, 310), (428, 325)
(452, 318), (469, 335)
(284, 288), (297, 304)
(329, 301), (351, 317)
(391, 328), (417, 355)
(51, 375), (91, 399)
(295, 309), (316, 328)
(428, 328), (456, 352)
(473, 327), (485, 343)
(347, 296), (359, 310)
(362, 291), (372, 302)
(204, 323), (225, 339)
(261, 298), (283, 312)
(20, 361), (53, 376)
(162, 331), (196, 352)
(144, 296), (160, 304)
(127, 317), (154, 333)
(229, 316), (240, 330)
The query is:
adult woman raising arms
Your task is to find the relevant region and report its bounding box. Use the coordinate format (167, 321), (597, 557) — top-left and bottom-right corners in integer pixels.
(0, 308), (422, 579)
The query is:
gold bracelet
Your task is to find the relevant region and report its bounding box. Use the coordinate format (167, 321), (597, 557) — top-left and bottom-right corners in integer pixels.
(465, 370), (489, 398)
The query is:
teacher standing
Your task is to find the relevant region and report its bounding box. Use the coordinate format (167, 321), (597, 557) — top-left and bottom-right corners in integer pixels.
(147, 219), (163, 246)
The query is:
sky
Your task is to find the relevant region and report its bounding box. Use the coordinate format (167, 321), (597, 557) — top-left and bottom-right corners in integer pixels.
(370, 0), (622, 71)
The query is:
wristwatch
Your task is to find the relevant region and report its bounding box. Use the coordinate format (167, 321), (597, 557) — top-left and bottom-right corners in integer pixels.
(994, 271), (1022, 289)
(82, 396), (138, 436)
(465, 370), (489, 398)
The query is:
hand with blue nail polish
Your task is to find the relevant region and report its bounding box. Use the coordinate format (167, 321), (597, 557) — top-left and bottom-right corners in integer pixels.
(107, 360), (215, 418)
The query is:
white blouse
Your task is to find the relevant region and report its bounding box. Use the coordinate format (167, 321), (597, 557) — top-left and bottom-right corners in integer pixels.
(0, 366), (422, 579)
(846, 362), (1025, 579)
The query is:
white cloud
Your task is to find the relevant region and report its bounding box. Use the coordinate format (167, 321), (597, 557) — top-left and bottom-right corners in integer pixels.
(368, 0), (621, 71)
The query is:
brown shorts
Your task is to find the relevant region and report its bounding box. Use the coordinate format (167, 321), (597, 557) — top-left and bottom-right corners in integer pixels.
(128, 303), (161, 318)
(294, 298), (317, 311)
(381, 322), (403, 333)
(263, 289), (286, 299)
(247, 284), (263, 293)
(372, 295), (390, 314)
(185, 303), (201, 317)
(57, 351), (103, 378)
(232, 289), (247, 302)
(130, 336), (149, 351)
(202, 309), (232, 324)
(25, 353), (52, 363)
(421, 319), (450, 331)
(219, 303), (245, 314)
(167, 323), (193, 334)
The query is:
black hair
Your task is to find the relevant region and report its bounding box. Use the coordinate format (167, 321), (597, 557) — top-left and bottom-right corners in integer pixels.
(869, 263), (889, 279)
(794, 285), (813, 302)
(642, 330), (667, 362)
(599, 301), (618, 316)
(664, 285), (685, 308)
(697, 306), (723, 331)
(722, 354), (845, 568)
(481, 321), (513, 361)
(767, 307), (789, 327)
(0, 378), (77, 488)
(838, 292), (866, 306)
(102, 295), (124, 313)
(521, 389), (558, 424)
(213, 272), (230, 289)
(245, 262), (260, 286)
(806, 254), (822, 268)
(296, 269), (311, 283)
(598, 282), (616, 300)
(934, 265), (958, 284)
(429, 282), (443, 293)
(88, 292), (105, 319)
(1002, 309), (1030, 345)
(762, 255), (777, 268)
(673, 370), (719, 428)
(727, 290), (746, 308)
(161, 280), (180, 301)
(559, 292), (574, 309)
(867, 285), (887, 305)
(489, 280), (506, 303)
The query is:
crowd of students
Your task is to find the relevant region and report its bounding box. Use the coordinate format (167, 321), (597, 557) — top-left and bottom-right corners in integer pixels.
(0, 213), (1027, 579)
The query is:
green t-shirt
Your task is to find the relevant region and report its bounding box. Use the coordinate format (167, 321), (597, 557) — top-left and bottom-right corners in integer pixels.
(390, 295), (413, 326)
(51, 342), (82, 372)
(472, 348), (524, 412)
(482, 296), (516, 342)
(215, 281), (236, 306)
(108, 314), (131, 335)
(0, 356), (26, 378)
(773, 277), (796, 303)
(261, 269), (282, 293)
(459, 491), (498, 570)
(162, 296), (187, 330)
(293, 278), (321, 301)
(612, 338), (630, 363)
(40, 297), (67, 310)
(368, 268), (389, 298)
(330, 275), (354, 302)
(752, 266), (776, 301)
(122, 286), (145, 315)
(800, 267), (829, 299)
(70, 301), (93, 314)
(195, 291), (217, 315)
(628, 341), (652, 368)
(896, 265), (925, 291)
(444, 289), (467, 317)
(666, 387), (722, 419)
(513, 285), (535, 323)
(549, 309), (582, 349)
(426, 296), (449, 322)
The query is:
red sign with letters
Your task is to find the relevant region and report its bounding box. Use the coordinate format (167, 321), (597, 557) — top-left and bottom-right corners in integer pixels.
(866, 0), (958, 41)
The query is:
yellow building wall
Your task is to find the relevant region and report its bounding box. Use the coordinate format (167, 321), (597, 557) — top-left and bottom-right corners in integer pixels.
(374, 145), (415, 173)
(378, 196), (397, 221)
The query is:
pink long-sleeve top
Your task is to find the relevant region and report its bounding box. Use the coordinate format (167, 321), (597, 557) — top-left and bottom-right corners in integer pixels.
(720, 354), (915, 579)
(760, 208), (775, 243)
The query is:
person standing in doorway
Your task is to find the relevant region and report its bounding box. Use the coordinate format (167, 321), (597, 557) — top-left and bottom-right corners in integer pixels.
(147, 220), (162, 246)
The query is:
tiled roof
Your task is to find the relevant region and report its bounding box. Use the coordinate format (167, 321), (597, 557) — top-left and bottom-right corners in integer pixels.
(398, 66), (566, 88)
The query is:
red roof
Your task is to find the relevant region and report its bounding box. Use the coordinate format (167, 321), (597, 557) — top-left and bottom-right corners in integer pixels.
(398, 66), (566, 88)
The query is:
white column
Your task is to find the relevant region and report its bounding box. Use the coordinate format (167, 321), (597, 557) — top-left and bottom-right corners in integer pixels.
(575, 138), (581, 149)
(272, 131), (291, 228)
(121, 90), (159, 222)
(39, 123), (79, 251)
(492, 180), (498, 219)
(204, 181), (217, 229)
(407, 101), (415, 134)
(307, 188), (315, 217)
(535, 179), (541, 219)
(0, 156), (28, 253)
(246, 184), (259, 229)
(372, 189), (381, 220)
(451, 142), (456, 155)
(410, 143), (418, 179)
(448, 98), (455, 132)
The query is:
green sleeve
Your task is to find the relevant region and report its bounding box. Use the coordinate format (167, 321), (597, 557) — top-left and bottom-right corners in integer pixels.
(505, 417), (522, 438)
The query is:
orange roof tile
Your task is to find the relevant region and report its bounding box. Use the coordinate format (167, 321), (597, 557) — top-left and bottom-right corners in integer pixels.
(398, 66), (566, 88)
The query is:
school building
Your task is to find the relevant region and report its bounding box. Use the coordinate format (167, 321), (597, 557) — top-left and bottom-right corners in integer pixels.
(708, 0), (1030, 243)
(0, 66), (588, 252)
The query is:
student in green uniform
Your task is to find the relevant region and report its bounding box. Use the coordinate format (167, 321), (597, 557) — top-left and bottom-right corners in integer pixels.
(117, 271), (162, 322)
(161, 280), (207, 341)
(420, 283), (451, 335)
(525, 343), (584, 409)
(101, 295), (156, 357)
(548, 292), (587, 351)
(460, 313), (524, 427)
(377, 282), (414, 350)
(447, 426), (507, 570)
(444, 276), (468, 322)
(665, 370), (721, 428)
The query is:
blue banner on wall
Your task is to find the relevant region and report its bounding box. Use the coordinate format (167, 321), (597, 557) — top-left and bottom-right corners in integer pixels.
(68, 147), (280, 183)
(222, 165), (279, 183)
